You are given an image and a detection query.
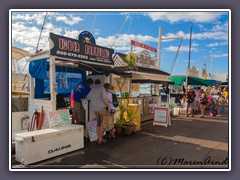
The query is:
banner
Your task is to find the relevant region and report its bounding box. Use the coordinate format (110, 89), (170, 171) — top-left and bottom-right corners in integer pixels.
(131, 40), (157, 52)
(50, 33), (114, 65)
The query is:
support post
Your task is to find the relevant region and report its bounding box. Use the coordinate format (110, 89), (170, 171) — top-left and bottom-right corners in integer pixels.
(158, 27), (162, 69)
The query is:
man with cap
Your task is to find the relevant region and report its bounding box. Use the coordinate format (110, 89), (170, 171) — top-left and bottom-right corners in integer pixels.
(185, 85), (196, 117)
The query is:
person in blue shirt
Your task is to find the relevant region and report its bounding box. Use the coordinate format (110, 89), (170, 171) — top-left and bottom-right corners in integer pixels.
(72, 78), (94, 125)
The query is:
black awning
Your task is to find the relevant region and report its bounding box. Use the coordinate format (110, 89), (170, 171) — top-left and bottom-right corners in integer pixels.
(77, 62), (132, 77)
(131, 79), (174, 84)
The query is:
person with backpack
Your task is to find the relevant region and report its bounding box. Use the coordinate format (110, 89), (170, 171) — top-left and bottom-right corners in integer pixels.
(185, 86), (196, 117)
(104, 83), (118, 138)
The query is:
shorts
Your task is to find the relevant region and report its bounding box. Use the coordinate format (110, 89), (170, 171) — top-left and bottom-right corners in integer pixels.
(94, 108), (108, 127)
(185, 102), (194, 109)
(73, 101), (84, 123)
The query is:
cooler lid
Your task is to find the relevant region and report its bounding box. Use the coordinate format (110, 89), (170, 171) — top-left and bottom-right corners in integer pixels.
(15, 125), (83, 141)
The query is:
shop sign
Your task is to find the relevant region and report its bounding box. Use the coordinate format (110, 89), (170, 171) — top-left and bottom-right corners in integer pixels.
(50, 33), (114, 65)
(131, 40), (157, 52)
(136, 50), (155, 67)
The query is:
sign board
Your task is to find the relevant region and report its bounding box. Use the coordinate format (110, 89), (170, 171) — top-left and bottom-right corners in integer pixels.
(136, 50), (155, 68)
(86, 120), (97, 142)
(49, 33), (114, 65)
(153, 107), (170, 127)
(48, 109), (71, 128)
(131, 40), (157, 52)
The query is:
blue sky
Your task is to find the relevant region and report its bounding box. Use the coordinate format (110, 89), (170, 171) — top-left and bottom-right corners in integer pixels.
(11, 10), (229, 75)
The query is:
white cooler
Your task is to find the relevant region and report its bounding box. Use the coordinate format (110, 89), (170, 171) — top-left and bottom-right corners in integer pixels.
(15, 125), (84, 165)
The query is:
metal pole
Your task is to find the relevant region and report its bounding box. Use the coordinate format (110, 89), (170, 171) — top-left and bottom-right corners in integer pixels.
(158, 27), (162, 69)
(188, 22), (193, 69)
(211, 54), (214, 79)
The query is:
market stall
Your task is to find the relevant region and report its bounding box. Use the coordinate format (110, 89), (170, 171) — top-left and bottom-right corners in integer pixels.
(113, 52), (173, 122)
(14, 31), (131, 165)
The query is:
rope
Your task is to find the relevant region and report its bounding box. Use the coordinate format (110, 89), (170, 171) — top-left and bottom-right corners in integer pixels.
(111, 12), (131, 48)
(36, 12), (48, 52)
(79, 12), (89, 32)
(91, 13), (97, 33)
(127, 14), (133, 34)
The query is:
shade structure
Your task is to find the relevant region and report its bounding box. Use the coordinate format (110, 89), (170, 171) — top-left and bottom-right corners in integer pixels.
(169, 75), (216, 86)
(131, 72), (173, 84)
(114, 66), (172, 84)
(12, 47), (31, 61)
(77, 62), (132, 77)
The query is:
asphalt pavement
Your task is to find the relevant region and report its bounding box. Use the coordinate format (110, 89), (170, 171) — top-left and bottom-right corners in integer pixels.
(12, 107), (229, 170)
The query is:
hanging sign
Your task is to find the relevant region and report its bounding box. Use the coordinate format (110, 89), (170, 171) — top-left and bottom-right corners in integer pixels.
(49, 33), (114, 65)
(153, 107), (169, 127)
(131, 40), (157, 52)
(48, 109), (71, 128)
(136, 50), (155, 67)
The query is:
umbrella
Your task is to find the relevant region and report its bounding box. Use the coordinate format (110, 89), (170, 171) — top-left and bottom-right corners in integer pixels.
(37, 106), (44, 130)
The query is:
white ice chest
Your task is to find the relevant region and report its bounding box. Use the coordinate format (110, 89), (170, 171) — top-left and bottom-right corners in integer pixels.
(15, 124), (84, 165)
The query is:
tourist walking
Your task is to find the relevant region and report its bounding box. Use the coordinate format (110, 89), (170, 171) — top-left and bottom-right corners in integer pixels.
(185, 86), (196, 117)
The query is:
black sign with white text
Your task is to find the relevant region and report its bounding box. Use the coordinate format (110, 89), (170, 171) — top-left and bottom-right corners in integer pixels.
(49, 33), (114, 65)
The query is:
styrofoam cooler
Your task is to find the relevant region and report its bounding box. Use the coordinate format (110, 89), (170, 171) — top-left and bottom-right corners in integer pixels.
(180, 108), (186, 114)
(15, 125), (84, 165)
(173, 107), (180, 116)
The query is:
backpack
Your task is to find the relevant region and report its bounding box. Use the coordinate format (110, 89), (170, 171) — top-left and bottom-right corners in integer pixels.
(111, 92), (119, 107)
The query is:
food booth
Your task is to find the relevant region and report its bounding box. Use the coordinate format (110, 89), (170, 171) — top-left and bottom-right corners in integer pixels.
(14, 31), (131, 165)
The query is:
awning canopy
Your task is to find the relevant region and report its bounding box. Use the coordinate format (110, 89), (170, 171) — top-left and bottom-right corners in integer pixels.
(114, 66), (172, 83)
(169, 75), (216, 86)
(12, 47), (31, 61)
(77, 62), (132, 77)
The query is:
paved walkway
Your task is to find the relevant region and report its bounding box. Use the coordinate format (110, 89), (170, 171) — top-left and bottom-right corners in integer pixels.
(12, 108), (229, 169)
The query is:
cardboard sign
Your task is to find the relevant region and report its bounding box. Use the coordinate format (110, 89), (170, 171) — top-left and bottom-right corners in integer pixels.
(102, 116), (114, 131)
(86, 120), (97, 142)
(153, 107), (169, 127)
(48, 109), (71, 128)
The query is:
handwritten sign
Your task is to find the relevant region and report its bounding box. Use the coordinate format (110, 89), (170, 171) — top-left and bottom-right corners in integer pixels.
(48, 109), (71, 128)
(153, 107), (169, 127)
(86, 120), (97, 142)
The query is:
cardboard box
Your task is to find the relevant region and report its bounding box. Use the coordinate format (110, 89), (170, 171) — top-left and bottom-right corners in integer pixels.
(15, 125), (84, 165)
(102, 116), (114, 131)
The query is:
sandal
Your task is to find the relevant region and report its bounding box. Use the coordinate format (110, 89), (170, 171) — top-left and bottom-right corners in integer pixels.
(97, 139), (103, 144)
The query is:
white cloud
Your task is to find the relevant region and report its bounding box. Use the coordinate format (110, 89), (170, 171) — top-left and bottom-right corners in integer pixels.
(207, 41), (228, 47)
(12, 21), (63, 52)
(144, 12), (224, 23)
(213, 53), (228, 58)
(96, 33), (157, 52)
(12, 12), (48, 25)
(94, 28), (101, 36)
(164, 45), (198, 52)
(55, 15), (82, 26)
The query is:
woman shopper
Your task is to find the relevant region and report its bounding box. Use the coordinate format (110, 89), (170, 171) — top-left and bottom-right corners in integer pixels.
(199, 89), (208, 118)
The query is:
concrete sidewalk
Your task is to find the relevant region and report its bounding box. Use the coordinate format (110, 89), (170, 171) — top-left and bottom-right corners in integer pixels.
(12, 108), (229, 169)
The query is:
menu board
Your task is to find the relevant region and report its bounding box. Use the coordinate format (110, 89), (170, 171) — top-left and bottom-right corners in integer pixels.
(48, 109), (71, 128)
(86, 120), (97, 142)
(153, 107), (169, 127)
